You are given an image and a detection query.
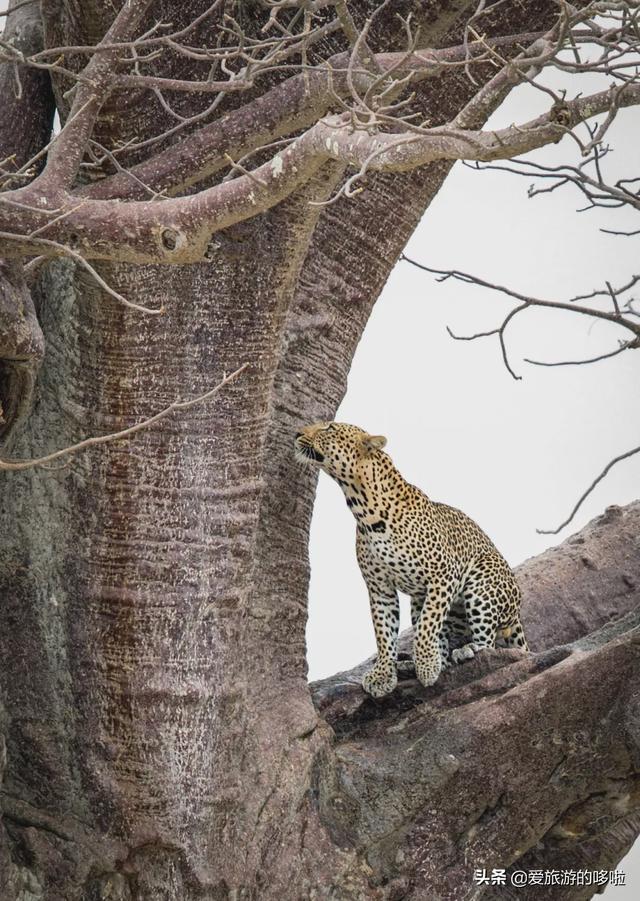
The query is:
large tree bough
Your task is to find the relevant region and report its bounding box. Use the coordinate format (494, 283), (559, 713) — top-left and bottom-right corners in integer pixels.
(311, 502), (640, 899)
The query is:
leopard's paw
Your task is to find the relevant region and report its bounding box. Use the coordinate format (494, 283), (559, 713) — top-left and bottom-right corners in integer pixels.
(415, 657), (442, 688)
(451, 642), (479, 665)
(362, 666), (397, 698)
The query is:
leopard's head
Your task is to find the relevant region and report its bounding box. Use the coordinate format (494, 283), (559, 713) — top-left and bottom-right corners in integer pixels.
(294, 421), (387, 481)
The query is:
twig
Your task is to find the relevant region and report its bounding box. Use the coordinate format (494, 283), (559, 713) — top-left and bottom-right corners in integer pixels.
(400, 254), (640, 379)
(537, 444), (640, 534)
(0, 232), (164, 315)
(0, 0), (38, 17)
(0, 364), (249, 471)
(525, 339), (639, 367)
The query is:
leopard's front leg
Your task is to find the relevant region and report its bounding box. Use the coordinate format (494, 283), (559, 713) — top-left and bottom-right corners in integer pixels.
(362, 587), (400, 698)
(414, 584), (453, 687)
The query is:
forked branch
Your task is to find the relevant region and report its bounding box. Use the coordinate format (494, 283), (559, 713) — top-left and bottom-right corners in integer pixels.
(0, 2), (638, 271)
(401, 250), (640, 533)
(537, 445), (640, 534)
(401, 254), (640, 380)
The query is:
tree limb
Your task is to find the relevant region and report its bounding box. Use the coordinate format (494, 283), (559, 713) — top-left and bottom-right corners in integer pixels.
(310, 503), (640, 896)
(2, 78), (638, 265)
(35, 0), (154, 190)
(79, 33), (547, 201)
(538, 447), (640, 535)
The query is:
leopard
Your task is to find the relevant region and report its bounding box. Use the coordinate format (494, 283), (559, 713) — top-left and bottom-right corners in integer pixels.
(295, 421), (528, 698)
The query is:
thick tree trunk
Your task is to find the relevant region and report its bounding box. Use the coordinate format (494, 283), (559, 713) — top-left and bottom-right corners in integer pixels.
(1, 3), (637, 900)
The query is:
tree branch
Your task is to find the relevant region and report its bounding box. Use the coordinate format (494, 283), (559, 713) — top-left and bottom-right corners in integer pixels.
(36, 0), (154, 190)
(401, 255), (640, 376)
(538, 445), (640, 535)
(0, 362), (248, 471)
(81, 32), (545, 202)
(311, 497), (640, 897)
(400, 254), (640, 535)
(2, 77), (638, 265)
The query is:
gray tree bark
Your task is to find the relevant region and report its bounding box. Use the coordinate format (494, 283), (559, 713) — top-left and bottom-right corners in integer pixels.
(0, 2), (638, 900)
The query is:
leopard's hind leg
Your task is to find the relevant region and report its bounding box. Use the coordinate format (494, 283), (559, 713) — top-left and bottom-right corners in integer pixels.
(399, 595), (465, 675)
(451, 554), (523, 664)
(500, 616), (528, 651)
(439, 602), (470, 669)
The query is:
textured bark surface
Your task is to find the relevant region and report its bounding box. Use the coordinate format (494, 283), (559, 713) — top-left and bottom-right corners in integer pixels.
(0, 0), (54, 447)
(519, 503), (640, 651)
(0, 261), (44, 445)
(313, 610), (640, 901)
(0, 2), (638, 900)
(0, 0), (55, 172)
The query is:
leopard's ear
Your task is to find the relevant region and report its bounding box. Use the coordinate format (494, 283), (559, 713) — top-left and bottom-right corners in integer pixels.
(361, 433), (387, 453)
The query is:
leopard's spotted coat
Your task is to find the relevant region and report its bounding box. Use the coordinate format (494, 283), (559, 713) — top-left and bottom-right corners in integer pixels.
(295, 422), (527, 697)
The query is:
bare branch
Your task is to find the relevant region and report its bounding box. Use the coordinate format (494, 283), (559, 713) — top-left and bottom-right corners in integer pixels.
(537, 444), (640, 535)
(525, 339), (639, 367)
(446, 303), (527, 380)
(81, 32), (547, 203)
(36, 0), (155, 190)
(401, 253), (640, 378)
(601, 226), (640, 235)
(0, 363), (248, 472)
(0, 0), (38, 17)
(1, 73), (637, 268)
(0, 1), (637, 275)
(465, 124), (640, 222)
(318, 82), (640, 173)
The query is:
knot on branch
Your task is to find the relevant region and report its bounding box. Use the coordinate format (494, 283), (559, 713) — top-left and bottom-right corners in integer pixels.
(549, 99), (572, 128)
(158, 227), (187, 256)
(0, 260), (44, 448)
(160, 228), (180, 251)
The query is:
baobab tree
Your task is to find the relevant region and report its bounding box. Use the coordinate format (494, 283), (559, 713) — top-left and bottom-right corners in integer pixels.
(0, 2), (639, 899)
